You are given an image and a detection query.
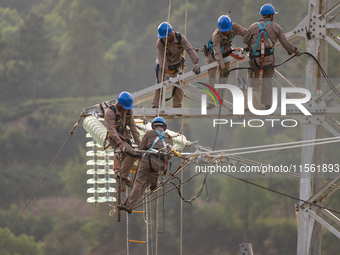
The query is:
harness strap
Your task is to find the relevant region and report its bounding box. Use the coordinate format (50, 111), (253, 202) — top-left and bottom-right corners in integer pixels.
(147, 130), (168, 172)
(207, 31), (233, 55)
(161, 32), (183, 58)
(150, 130), (166, 149)
(251, 21), (274, 57)
(109, 105), (131, 135)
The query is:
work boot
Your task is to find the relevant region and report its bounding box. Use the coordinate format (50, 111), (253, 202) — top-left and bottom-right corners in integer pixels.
(114, 172), (132, 188)
(150, 181), (158, 191)
(114, 173), (127, 189)
(118, 203), (132, 214)
(123, 177), (133, 187)
(265, 105), (271, 110)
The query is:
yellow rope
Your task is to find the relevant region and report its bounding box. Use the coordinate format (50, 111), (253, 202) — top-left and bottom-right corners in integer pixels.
(107, 153), (116, 216)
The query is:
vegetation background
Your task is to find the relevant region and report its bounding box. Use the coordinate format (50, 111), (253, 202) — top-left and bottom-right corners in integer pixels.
(0, 0), (340, 254)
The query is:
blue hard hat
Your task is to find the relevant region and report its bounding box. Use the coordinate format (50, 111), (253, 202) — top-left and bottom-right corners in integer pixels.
(217, 15), (232, 32)
(157, 22), (173, 38)
(259, 4), (278, 15)
(152, 117), (167, 130)
(118, 91), (134, 110)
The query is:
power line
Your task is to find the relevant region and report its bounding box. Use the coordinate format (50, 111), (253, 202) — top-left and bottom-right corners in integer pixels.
(0, 115), (83, 250)
(134, 167), (340, 216)
(187, 136), (340, 156)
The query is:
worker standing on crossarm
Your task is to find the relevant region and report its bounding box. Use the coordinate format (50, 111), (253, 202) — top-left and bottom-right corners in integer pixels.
(118, 117), (173, 213)
(243, 3), (301, 110)
(204, 15), (247, 105)
(104, 91), (141, 187)
(152, 22), (200, 108)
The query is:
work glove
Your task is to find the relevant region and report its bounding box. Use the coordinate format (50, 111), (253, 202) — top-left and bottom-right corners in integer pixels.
(295, 50), (302, 57)
(222, 68), (229, 77)
(193, 64), (200, 75)
(164, 73), (170, 80)
(203, 45), (209, 57)
(119, 142), (125, 151)
(243, 46), (250, 52)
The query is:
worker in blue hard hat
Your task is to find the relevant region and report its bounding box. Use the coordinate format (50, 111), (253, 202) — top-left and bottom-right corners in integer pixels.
(152, 22), (200, 108)
(118, 117), (173, 213)
(204, 15), (247, 105)
(104, 91), (141, 188)
(243, 3), (301, 110)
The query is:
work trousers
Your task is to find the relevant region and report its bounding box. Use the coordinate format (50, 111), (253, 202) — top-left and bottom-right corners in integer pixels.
(206, 52), (230, 100)
(152, 85), (183, 108)
(119, 141), (138, 179)
(152, 64), (184, 108)
(124, 156), (166, 207)
(248, 55), (275, 106)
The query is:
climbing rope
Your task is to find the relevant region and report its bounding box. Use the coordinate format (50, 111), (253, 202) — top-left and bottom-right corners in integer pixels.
(158, 0), (172, 113)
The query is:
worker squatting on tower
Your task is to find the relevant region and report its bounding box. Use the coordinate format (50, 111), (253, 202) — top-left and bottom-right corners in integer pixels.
(243, 3), (301, 110)
(204, 15), (247, 106)
(104, 91), (141, 187)
(152, 22), (201, 108)
(118, 117), (173, 213)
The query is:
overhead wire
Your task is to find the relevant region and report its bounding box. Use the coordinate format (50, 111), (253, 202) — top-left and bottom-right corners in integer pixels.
(188, 136), (340, 156)
(220, 172), (340, 215)
(227, 0), (239, 15)
(303, 51), (340, 98)
(227, 52), (340, 98)
(131, 159), (192, 210)
(130, 135), (340, 211)
(129, 135), (340, 212)
(134, 167), (340, 216)
(0, 115), (83, 250)
(135, 171), (202, 210)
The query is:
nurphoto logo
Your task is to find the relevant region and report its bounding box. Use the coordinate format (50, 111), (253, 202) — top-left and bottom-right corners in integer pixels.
(200, 84), (312, 128)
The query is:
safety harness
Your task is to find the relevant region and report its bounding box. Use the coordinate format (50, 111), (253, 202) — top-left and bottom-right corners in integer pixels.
(147, 130), (169, 174)
(160, 32), (186, 76)
(161, 32), (183, 58)
(109, 105), (131, 135)
(249, 21), (274, 86)
(207, 30), (233, 59)
(158, 32), (186, 101)
(250, 21), (274, 58)
(104, 105), (133, 150)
